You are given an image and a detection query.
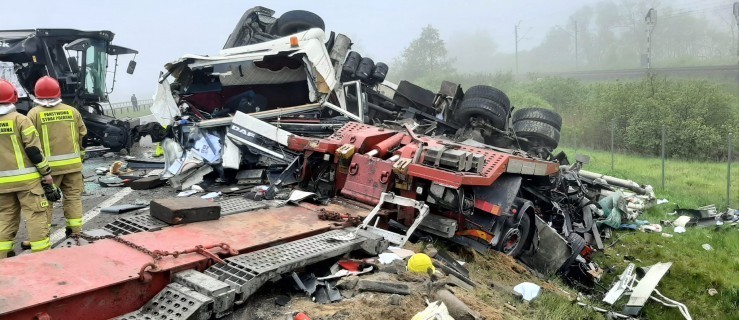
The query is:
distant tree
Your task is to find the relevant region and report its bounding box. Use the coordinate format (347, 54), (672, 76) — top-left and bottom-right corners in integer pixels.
(447, 29), (498, 73)
(392, 25), (454, 83)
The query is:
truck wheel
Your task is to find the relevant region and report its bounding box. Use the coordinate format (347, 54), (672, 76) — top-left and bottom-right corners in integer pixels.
(558, 233), (587, 275)
(454, 97), (507, 130)
(512, 107), (563, 130)
(464, 85), (511, 113)
(495, 213), (531, 258)
(275, 10), (325, 36)
(513, 120), (560, 149)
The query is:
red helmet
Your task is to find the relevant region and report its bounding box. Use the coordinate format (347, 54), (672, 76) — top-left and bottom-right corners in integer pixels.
(0, 80), (18, 104)
(34, 76), (61, 99)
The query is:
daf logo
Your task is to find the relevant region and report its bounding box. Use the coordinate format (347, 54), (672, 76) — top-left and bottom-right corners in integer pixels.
(230, 124), (255, 137)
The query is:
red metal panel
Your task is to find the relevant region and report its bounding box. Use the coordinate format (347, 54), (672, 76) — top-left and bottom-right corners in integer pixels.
(0, 206), (333, 320)
(340, 154), (394, 205)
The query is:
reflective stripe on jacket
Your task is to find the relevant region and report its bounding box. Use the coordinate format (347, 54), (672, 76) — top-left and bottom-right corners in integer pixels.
(27, 103), (87, 175)
(0, 112), (49, 193)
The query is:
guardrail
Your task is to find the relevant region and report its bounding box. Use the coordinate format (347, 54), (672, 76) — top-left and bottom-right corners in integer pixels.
(102, 99), (154, 116)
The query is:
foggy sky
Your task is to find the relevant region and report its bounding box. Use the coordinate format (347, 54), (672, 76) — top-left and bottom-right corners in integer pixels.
(2, 0), (726, 102)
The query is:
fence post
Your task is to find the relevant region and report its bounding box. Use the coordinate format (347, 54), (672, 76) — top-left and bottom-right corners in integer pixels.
(610, 119), (615, 171)
(573, 113), (578, 152)
(661, 125), (666, 190)
(728, 132), (733, 209)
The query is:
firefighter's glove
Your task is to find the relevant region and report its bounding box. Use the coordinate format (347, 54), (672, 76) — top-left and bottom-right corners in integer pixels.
(43, 182), (63, 202)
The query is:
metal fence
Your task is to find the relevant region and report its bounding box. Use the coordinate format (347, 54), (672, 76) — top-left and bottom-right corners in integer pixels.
(566, 124), (736, 209)
(102, 99), (154, 116)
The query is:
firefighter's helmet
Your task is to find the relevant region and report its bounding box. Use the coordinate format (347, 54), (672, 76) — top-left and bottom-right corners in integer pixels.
(34, 76), (62, 99)
(0, 80), (18, 104)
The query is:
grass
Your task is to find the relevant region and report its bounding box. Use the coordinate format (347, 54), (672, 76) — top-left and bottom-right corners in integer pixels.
(551, 147), (739, 319)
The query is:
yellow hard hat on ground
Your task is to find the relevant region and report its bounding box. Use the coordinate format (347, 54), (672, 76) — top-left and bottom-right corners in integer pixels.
(407, 253), (435, 274)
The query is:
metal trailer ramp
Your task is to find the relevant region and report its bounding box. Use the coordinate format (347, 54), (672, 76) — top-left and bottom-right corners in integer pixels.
(205, 228), (387, 304)
(114, 228), (387, 319)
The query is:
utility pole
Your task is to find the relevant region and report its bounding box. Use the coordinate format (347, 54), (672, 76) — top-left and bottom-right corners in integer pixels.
(610, 119), (615, 171)
(645, 8), (657, 72)
(514, 21), (530, 74)
(556, 20), (579, 69)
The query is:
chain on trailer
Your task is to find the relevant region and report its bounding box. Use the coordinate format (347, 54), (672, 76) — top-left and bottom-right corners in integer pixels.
(70, 233), (240, 281)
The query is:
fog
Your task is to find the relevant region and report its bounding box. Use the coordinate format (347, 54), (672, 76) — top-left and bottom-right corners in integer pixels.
(2, 0), (736, 101)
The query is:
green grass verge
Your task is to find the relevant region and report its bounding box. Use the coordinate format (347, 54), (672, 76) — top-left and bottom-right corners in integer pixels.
(555, 147), (739, 319)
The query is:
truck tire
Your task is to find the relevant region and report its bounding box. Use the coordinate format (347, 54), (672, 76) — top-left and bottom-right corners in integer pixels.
(495, 213), (531, 258)
(355, 57), (375, 83)
(275, 10), (325, 36)
(558, 233), (587, 275)
(512, 107), (562, 130)
(513, 120), (560, 149)
(464, 85), (511, 113)
(454, 97), (507, 130)
(341, 51), (362, 82)
(368, 62), (389, 85)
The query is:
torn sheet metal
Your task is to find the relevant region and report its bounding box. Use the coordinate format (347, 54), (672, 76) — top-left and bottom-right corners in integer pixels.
(150, 79), (180, 126)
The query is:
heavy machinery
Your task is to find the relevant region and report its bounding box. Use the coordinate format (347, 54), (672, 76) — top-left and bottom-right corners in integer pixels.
(0, 29), (158, 151)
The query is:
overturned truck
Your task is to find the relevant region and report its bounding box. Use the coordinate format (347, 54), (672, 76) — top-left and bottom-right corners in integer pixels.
(154, 7), (599, 282)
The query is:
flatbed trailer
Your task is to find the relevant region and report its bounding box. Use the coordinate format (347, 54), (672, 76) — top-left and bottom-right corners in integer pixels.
(0, 202), (373, 319)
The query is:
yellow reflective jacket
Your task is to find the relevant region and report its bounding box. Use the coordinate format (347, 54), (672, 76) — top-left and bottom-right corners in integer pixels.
(26, 103), (87, 175)
(0, 111), (51, 193)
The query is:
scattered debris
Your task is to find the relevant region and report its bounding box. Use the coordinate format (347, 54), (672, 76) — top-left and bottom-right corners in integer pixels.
(412, 300), (454, 320)
(100, 203), (148, 214)
(129, 176), (167, 190)
(357, 280), (411, 295)
(150, 198), (221, 225)
(513, 282), (542, 302)
(378, 252), (404, 265)
(435, 289), (482, 320)
(702, 244), (713, 251)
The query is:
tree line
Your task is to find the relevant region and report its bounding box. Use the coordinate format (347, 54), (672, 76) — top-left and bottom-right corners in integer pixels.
(389, 19), (739, 161)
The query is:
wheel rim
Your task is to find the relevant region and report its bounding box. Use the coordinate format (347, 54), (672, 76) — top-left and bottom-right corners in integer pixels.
(501, 229), (521, 255)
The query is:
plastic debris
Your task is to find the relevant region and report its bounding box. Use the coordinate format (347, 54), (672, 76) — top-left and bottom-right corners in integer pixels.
(513, 282), (542, 301)
(708, 288), (718, 296)
(177, 190), (198, 197)
(673, 216), (692, 228)
(378, 252), (403, 265)
(411, 301), (453, 320)
(388, 246), (415, 259)
(702, 244), (713, 251)
(656, 199), (669, 205)
(200, 192), (221, 199)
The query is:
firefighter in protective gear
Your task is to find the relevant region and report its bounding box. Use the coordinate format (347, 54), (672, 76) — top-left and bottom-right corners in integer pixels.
(0, 80), (53, 259)
(27, 76), (87, 235)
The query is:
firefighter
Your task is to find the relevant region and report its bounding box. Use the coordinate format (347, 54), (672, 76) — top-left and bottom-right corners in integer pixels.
(27, 76), (87, 236)
(0, 80), (53, 258)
